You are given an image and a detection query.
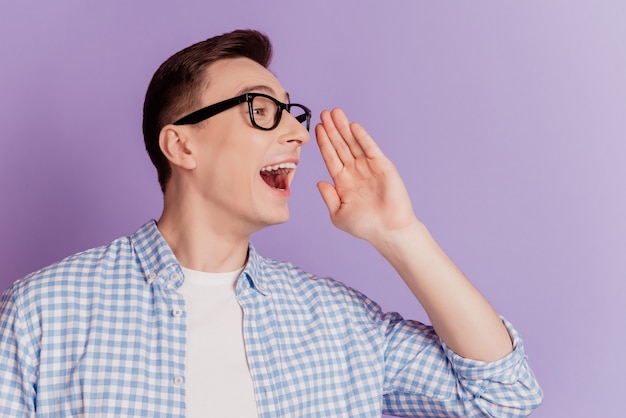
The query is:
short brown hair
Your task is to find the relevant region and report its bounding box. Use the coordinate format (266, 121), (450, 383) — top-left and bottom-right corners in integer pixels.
(142, 29), (273, 192)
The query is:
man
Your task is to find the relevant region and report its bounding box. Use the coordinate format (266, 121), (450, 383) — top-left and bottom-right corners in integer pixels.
(0, 29), (542, 417)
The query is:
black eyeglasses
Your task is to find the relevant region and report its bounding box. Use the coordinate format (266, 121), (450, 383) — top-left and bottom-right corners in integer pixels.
(173, 92), (312, 131)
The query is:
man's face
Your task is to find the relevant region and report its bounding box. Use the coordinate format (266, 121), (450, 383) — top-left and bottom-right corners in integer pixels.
(177, 57), (310, 235)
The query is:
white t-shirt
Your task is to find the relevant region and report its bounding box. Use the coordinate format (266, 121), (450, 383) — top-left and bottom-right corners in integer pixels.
(179, 266), (258, 418)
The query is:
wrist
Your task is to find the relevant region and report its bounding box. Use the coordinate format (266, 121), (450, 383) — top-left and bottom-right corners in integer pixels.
(368, 218), (429, 257)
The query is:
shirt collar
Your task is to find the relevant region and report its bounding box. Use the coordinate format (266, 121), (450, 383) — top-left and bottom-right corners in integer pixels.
(130, 220), (268, 294)
(130, 220), (183, 287)
(242, 243), (268, 295)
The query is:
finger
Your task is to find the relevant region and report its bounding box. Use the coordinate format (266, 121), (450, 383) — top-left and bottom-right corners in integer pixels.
(315, 122), (344, 177)
(349, 121), (385, 159)
(319, 110), (358, 163)
(317, 181), (341, 217)
(329, 108), (366, 159)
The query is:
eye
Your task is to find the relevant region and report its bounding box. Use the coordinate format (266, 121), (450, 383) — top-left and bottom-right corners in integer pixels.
(252, 106), (268, 116)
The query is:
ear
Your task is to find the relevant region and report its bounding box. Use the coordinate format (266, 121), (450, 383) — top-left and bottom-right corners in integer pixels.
(159, 125), (197, 171)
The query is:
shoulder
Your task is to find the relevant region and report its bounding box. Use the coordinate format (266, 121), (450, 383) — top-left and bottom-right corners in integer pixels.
(257, 254), (352, 295)
(254, 253), (386, 322)
(3, 234), (134, 312)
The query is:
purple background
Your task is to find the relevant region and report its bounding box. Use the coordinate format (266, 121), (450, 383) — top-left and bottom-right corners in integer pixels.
(1, 1), (624, 416)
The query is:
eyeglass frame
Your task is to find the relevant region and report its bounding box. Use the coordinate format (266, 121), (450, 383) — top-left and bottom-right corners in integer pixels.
(172, 92), (312, 131)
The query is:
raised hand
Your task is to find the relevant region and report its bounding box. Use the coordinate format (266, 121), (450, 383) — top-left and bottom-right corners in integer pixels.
(315, 108), (419, 243)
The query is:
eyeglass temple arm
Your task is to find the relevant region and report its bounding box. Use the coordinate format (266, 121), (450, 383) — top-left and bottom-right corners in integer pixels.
(173, 95), (248, 126)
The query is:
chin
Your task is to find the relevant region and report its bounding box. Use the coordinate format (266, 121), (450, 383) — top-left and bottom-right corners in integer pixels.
(262, 208), (290, 228)
(271, 212), (290, 226)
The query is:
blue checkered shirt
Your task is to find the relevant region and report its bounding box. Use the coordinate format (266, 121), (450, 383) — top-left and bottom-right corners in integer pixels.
(1, 221), (542, 417)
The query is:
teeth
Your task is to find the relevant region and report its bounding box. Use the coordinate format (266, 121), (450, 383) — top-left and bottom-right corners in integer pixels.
(260, 162), (297, 172)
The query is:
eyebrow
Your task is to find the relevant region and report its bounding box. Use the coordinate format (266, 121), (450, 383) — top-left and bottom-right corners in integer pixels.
(236, 84), (290, 103)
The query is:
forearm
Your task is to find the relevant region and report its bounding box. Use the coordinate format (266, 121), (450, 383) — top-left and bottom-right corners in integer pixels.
(370, 219), (513, 362)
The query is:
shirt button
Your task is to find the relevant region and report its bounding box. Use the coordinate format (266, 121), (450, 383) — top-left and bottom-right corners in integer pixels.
(147, 272), (156, 280)
(171, 273), (181, 282)
(173, 376), (184, 386)
(172, 308), (183, 317)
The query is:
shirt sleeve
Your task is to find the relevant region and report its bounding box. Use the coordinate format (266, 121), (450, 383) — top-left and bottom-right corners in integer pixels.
(376, 308), (543, 417)
(0, 282), (38, 417)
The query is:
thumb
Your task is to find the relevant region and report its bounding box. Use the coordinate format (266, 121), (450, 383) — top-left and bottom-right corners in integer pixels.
(317, 181), (341, 216)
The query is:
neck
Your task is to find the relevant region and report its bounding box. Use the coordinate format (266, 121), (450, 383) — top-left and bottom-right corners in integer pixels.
(157, 191), (250, 273)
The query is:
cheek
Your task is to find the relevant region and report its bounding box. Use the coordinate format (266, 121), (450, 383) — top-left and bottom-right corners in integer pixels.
(207, 146), (262, 188)
(197, 123), (270, 183)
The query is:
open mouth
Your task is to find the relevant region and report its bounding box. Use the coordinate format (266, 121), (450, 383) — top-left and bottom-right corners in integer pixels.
(260, 162), (296, 191)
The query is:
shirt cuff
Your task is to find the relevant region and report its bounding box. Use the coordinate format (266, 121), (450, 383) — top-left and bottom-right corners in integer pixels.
(440, 317), (527, 383)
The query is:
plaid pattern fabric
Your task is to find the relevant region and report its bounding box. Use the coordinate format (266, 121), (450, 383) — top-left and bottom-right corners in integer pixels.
(1, 221), (542, 417)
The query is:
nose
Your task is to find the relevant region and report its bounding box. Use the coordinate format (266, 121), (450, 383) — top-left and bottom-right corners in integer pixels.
(278, 110), (310, 146)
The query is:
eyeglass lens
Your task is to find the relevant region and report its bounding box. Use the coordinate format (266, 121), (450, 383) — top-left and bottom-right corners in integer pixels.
(251, 95), (309, 130)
